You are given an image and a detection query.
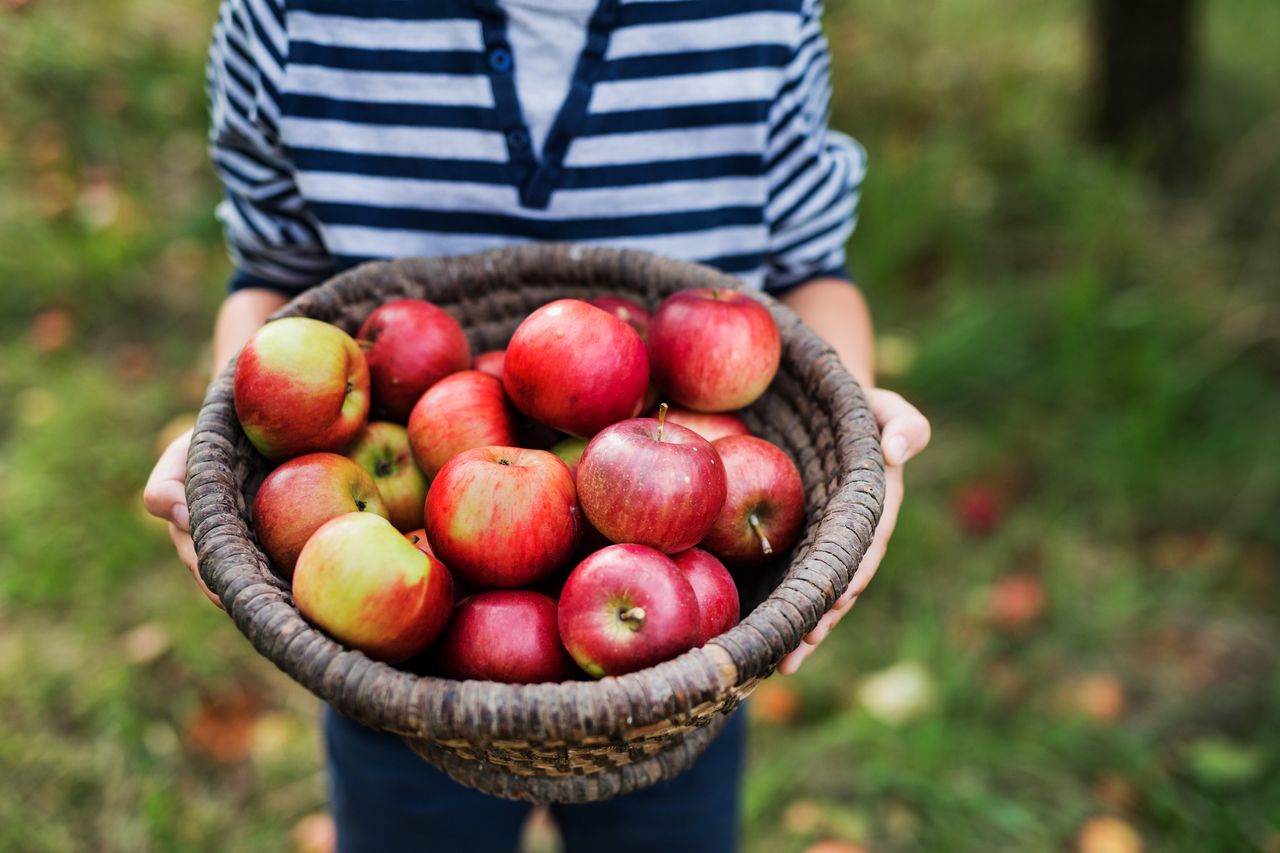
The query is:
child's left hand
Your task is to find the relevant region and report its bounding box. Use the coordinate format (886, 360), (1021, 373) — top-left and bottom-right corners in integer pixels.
(777, 387), (930, 675)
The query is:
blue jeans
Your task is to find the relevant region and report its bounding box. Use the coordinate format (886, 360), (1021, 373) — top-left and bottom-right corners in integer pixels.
(324, 704), (745, 853)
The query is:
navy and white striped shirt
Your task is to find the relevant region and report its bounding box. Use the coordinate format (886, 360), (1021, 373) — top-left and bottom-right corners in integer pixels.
(208, 0), (866, 295)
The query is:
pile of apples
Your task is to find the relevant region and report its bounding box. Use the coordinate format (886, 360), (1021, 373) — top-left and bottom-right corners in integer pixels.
(233, 289), (805, 682)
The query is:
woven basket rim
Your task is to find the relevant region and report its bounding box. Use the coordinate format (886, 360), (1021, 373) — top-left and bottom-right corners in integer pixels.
(186, 244), (885, 744)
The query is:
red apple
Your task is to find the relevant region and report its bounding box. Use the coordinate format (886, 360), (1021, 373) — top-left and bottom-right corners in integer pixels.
(658, 405), (751, 443)
(473, 349), (505, 380)
(435, 590), (576, 683)
(503, 299), (649, 437)
(293, 512), (454, 663)
(550, 436), (589, 477)
(648, 289), (781, 412)
(558, 544), (700, 677)
(576, 407), (727, 553)
(252, 452), (389, 578)
(586, 295), (650, 339)
(347, 422), (428, 532)
(403, 528), (434, 557)
(407, 370), (519, 478)
(671, 548), (740, 645)
(356, 299), (471, 421)
(424, 446), (580, 588)
(700, 435), (805, 567)
(234, 317), (370, 461)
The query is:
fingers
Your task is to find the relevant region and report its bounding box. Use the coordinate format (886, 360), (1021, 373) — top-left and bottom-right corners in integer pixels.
(169, 522), (224, 610)
(143, 429), (193, 530)
(868, 388), (931, 466)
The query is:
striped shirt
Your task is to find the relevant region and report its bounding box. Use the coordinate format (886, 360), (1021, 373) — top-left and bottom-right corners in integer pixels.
(207, 0), (866, 296)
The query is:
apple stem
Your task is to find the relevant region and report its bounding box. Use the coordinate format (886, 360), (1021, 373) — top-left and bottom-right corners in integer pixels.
(748, 512), (774, 556)
(657, 403), (669, 442)
(619, 606), (646, 629)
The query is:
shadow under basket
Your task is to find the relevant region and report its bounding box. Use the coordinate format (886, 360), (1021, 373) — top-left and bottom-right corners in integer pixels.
(186, 245), (885, 804)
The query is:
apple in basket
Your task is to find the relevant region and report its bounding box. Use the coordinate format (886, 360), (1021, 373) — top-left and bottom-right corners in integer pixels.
(648, 289), (781, 412)
(473, 349), (505, 381)
(403, 528), (434, 557)
(407, 370), (519, 478)
(558, 544), (701, 677)
(346, 422), (428, 532)
(700, 435), (806, 568)
(435, 590), (577, 683)
(356, 299), (472, 422)
(253, 452), (389, 579)
(586, 294), (650, 339)
(293, 512), (454, 663)
(671, 548), (740, 645)
(424, 446), (581, 588)
(503, 299), (649, 437)
(234, 317), (371, 461)
(576, 405), (727, 554)
(550, 436), (588, 478)
(658, 405), (751, 443)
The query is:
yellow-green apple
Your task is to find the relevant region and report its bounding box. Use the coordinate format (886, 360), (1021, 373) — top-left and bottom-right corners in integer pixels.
(473, 349), (505, 381)
(356, 299), (471, 421)
(424, 446), (580, 588)
(701, 435), (805, 567)
(293, 512), (454, 663)
(648, 289), (780, 412)
(407, 370), (518, 477)
(503, 299), (649, 437)
(233, 317), (371, 461)
(576, 407), (727, 553)
(586, 295), (650, 339)
(252, 452), (389, 578)
(347, 422), (427, 532)
(435, 590), (576, 683)
(550, 436), (588, 477)
(671, 548), (740, 645)
(558, 543), (700, 677)
(658, 405), (751, 443)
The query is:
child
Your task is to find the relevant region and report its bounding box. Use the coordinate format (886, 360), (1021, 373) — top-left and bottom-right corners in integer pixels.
(144, 0), (930, 849)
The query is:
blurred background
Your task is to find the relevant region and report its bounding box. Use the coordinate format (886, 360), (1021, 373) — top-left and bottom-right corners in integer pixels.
(1, 0), (1277, 850)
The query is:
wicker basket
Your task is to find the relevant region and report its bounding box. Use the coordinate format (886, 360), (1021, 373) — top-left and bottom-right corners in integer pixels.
(186, 244), (885, 804)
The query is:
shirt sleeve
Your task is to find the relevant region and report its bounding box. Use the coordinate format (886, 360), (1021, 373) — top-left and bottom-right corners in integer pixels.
(762, 0), (867, 293)
(208, 0), (334, 294)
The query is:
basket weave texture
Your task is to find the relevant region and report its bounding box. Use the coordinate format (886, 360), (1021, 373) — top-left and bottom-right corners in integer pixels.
(186, 245), (885, 803)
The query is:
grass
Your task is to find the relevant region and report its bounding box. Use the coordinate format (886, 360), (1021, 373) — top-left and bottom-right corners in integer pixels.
(1, 0), (1278, 849)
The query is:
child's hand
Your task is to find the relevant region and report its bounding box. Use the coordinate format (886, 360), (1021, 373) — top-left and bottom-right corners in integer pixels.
(143, 428), (224, 609)
(777, 388), (929, 675)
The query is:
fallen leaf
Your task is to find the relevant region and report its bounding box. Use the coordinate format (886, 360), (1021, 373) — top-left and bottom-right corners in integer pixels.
(988, 572), (1046, 633)
(856, 661), (934, 726)
(292, 813), (335, 853)
(116, 343), (155, 382)
(29, 308), (74, 353)
(784, 800), (825, 836)
(184, 683), (265, 764)
(751, 679), (802, 725)
(250, 711), (298, 763)
(1072, 674), (1127, 723)
(121, 622), (170, 665)
(1077, 815), (1143, 853)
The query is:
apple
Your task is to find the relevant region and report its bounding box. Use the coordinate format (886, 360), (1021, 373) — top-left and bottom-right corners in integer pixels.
(435, 590), (576, 683)
(473, 349), (505, 380)
(576, 406), (726, 553)
(503, 299), (649, 437)
(252, 452), (389, 578)
(356, 299), (471, 421)
(346, 421), (428, 532)
(586, 295), (650, 339)
(671, 548), (740, 645)
(550, 436), (588, 477)
(424, 446), (580, 588)
(700, 435), (805, 567)
(293, 512), (454, 663)
(648, 288), (781, 412)
(658, 405), (751, 443)
(403, 528), (434, 557)
(407, 370), (519, 477)
(558, 543), (700, 677)
(234, 317), (370, 461)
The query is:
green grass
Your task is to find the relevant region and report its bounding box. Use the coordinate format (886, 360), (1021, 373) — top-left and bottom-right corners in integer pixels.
(2, 0), (1278, 849)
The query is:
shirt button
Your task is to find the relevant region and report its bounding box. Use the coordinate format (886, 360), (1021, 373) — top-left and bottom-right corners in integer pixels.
(488, 48), (513, 73)
(506, 128), (530, 149)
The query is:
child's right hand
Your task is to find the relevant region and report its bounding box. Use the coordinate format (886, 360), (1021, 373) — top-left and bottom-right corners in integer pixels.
(143, 428), (224, 609)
